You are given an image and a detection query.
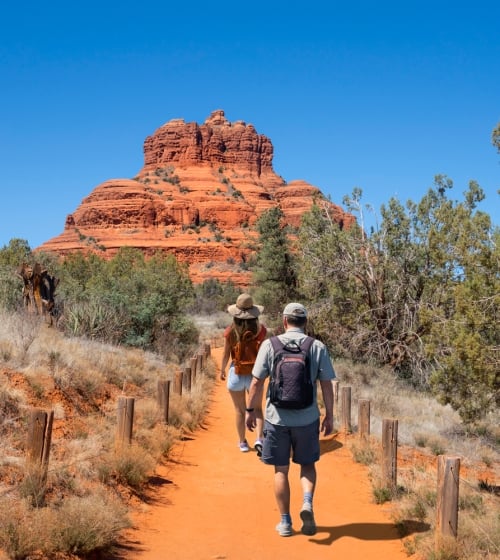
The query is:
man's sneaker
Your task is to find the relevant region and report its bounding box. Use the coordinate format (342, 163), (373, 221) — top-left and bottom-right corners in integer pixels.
(254, 439), (263, 457)
(300, 503), (317, 536)
(239, 440), (250, 452)
(275, 521), (293, 537)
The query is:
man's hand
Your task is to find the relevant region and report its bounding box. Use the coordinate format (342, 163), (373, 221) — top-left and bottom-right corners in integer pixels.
(245, 410), (256, 431)
(321, 414), (334, 437)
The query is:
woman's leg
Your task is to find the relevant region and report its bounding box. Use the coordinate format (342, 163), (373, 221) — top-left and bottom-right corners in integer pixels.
(228, 389), (247, 444)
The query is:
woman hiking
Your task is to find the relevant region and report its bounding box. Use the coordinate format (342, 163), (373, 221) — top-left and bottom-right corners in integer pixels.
(220, 293), (267, 454)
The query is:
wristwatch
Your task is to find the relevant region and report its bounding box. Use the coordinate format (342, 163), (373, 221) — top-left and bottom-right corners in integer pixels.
(245, 407), (255, 412)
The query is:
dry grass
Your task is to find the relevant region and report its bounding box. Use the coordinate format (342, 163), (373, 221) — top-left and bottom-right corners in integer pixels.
(335, 359), (499, 459)
(0, 489), (130, 558)
(98, 444), (156, 489)
(340, 359), (499, 560)
(0, 309), (216, 559)
(0, 309), (497, 560)
(390, 471), (500, 560)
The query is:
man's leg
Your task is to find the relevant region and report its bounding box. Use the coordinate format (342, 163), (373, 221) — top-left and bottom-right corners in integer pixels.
(274, 465), (293, 536)
(275, 465), (291, 514)
(299, 463), (317, 535)
(300, 462), (316, 495)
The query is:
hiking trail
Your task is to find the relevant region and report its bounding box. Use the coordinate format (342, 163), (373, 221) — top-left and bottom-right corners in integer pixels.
(118, 347), (414, 560)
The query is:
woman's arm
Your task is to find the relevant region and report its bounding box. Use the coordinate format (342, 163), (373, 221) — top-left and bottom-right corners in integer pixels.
(220, 336), (231, 380)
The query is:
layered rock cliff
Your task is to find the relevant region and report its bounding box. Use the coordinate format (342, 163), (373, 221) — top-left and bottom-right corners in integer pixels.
(38, 110), (353, 285)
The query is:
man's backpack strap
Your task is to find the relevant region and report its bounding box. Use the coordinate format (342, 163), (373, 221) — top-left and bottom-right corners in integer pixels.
(270, 335), (314, 354)
(301, 336), (314, 353)
(270, 335), (284, 353)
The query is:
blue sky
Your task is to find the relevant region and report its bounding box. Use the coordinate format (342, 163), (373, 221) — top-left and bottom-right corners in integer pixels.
(1, 1), (499, 249)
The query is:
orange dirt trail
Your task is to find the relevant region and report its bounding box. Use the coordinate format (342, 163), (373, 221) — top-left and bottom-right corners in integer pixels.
(119, 347), (414, 560)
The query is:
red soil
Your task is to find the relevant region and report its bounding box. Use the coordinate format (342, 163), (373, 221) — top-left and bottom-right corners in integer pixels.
(118, 347), (416, 560)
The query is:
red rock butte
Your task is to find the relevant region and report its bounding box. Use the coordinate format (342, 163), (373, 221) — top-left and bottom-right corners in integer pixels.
(37, 110), (354, 286)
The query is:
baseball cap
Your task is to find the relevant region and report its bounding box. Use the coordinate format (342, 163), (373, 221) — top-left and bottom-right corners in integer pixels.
(283, 302), (307, 318)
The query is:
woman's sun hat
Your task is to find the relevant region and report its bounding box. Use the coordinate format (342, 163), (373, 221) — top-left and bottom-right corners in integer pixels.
(227, 293), (264, 319)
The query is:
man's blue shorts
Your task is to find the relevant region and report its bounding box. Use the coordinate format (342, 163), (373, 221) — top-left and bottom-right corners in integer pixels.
(261, 419), (320, 466)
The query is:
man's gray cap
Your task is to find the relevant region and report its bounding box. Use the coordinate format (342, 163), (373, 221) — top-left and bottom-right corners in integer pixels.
(283, 302), (307, 318)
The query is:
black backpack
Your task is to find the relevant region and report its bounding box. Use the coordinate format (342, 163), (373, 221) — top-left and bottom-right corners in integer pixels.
(269, 336), (315, 409)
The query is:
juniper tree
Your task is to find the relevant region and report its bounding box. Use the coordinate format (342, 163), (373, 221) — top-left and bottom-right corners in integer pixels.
(297, 181), (499, 423)
(251, 206), (298, 322)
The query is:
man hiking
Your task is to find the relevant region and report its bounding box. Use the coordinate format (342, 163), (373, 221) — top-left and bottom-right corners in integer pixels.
(245, 302), (336, 537)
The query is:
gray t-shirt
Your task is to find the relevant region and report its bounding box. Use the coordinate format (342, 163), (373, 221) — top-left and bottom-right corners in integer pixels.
(252, 327), (336, 427)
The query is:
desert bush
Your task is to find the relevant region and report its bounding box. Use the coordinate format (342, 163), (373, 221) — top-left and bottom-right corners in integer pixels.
(349, 439), (377, 465)
(54, 491), (130, 554)
(0, 490), (130, 558)
(153, 313), (199, 362)
(415, 432), (430, 447)
(454, 507), (500, 559)
(190, 278), (240, 315)
(53, 366), (107, 398)
(372, 484), (393, 504)
(41, 247), (198, 358)
(0, 311), (41, 364)
(427, 436), (447, 456)
(0, 497), (56, 558)
(19, 464), (48, 508)
(0, 382), (24, 418)
(61, 298), (128, 343)
(0, 267), (23, 312)
(102, 444), (156, 489)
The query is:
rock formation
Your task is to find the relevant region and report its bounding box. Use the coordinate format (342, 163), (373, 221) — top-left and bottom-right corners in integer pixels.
(37, 110), (354, 285)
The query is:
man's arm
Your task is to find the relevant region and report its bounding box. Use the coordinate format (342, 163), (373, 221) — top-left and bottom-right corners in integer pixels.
(319, 379), (334, 436)
(245, 376), (266, 431)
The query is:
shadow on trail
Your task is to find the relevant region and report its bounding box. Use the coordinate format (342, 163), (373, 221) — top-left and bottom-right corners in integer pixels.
(94, 541), (148, 560)
(129, 474), (175, 507)
(319, 435), (343, 455)
(308, 521), (431, 545)
(147, 474), (173, 487)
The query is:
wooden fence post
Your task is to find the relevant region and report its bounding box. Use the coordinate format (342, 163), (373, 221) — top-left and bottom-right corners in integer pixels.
(157, 380), (170, 424)
(174, 370), (183, 396)
(358, 399), (371, 440)
(332, 380), (340, 405)
(436, 455), (460, 547)
(382, 418), (398, 491)
(341, 386), (352, 433)
(191, 356), (198, 382)
(183, 366), (192, 392)
(196, 353), (203, 375)
(116, 396), (135, 445)
(204, 342), (211, 357)
(27, 408), (54, 471)
(332, 380), (340, 421)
